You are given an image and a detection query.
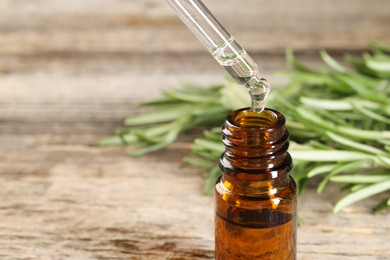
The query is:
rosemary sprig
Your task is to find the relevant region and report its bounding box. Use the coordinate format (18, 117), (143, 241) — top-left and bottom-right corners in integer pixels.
(100, 83), (230, 156)
(102, 44), (390, 213)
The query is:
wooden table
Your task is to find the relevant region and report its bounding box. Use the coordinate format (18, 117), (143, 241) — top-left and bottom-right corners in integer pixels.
(1, 1), (389, 259)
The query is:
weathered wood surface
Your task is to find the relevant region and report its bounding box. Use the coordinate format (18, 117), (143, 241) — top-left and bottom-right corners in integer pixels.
(0, 0), (389, 55)
(1, 0), (390, 259)
(1, 146), (389, 259)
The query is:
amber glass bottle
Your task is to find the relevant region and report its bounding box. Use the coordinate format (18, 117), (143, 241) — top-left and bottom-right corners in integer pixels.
(215, 107), (297, 260)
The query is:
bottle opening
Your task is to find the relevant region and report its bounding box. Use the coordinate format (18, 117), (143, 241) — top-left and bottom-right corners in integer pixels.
(221, 107), (291, 174)
(228, 107), (285, 130)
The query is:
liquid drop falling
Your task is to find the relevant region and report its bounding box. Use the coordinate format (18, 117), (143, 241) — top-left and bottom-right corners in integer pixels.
(212, 44), (271, 112)
(249, 78), (271, 113)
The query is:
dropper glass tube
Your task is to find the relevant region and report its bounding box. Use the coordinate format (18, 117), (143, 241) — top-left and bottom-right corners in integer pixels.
(166, 0), (271, 112)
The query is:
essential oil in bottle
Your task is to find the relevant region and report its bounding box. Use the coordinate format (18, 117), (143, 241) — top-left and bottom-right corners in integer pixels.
(215, 108), (297, 260)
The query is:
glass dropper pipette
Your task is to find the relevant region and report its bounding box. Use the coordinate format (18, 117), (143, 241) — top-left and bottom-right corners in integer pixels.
(166, 0), (270, 112)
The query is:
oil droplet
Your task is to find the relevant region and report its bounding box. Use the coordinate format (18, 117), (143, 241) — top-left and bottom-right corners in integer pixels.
(249, 78), (271, 113)
(212, 43), (271, 112)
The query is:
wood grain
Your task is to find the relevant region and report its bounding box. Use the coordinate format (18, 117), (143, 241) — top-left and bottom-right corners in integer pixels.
(0, 0), (389, 55)
(1, 0), (390, 259)
(0, 146), (389, 259)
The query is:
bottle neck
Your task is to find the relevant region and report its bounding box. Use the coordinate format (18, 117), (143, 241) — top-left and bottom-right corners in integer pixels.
(219, 108), (292, 195)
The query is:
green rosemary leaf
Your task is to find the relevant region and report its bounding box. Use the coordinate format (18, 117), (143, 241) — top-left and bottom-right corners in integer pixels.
(296, 178), (309, 195)
(128, 125), (184, 156)
(338, 127), (390, 141)
(286, 49), (315, 73)
(317, 160), (373, 193)
(350, 183), (368, 192)
(203, 129), (223, 141)
(294, 109), (333, 134)
(290, 162), (311, 181)
(183, 113), (225, 130)
(379, 138), (390, 146)
(316, 110), (349, 126)
(300, 97), (352, 111)
(184, 156), (215, 168)
(320, 50), (347, 73)
(377, 155), (390, 167)
(279, 71), (344, 91)
(192, 106), (229, 116)
(181, 83), (222, 94)
(336, 74), (389, 104)
(330, 175), (390, 183)
(371, 42), (390, 54)
(125, 107), (192, 125)
(133, 132), (163, 144)
(204, 165), (221, 194)
(351, 103), (390, 124)
(142, 123), (178, 136)
(127, 141), (171, 157)
(373, 198), (390, 212)
(291, 150), (373, 162)
(285, 120), (310, 131)
(220, 82), (250, 110)
(326, 131), (385, 155)
(366, 59), (390, 74)
(194, 138), (225, 153)
(165, 89), (220, 103)
(341, 183), (355, 191)
(346, 54), (379, 78)
(307, 164), (339, 178)
(307, 141), (334, 150)
(192, 148), (220, 160)
(333, 178), (390, 213)
(99, 135), (137, 146)
(140, 97), (185, 106)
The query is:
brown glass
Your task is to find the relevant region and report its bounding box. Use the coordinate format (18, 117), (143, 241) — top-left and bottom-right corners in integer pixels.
(215, 108), (297, 260)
